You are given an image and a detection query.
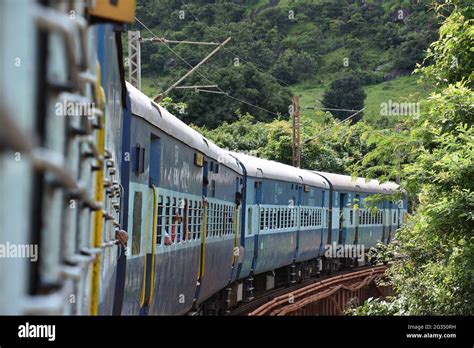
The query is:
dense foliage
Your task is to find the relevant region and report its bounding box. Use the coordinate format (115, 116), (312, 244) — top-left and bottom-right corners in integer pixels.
(322, 74), (366, 122)
(351, 0), (474, 315)
(131, 0), (440, 127)
(143, 0), (472, 316)
(195, 112), (373, 175)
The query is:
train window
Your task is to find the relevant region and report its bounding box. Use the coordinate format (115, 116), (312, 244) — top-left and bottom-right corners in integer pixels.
(135, 144), (145, 174)
(208, 203), (213, 237)
(214, 163), (219, 174)
(132, 191), (142, 255)
(193, 201), (198, 240)
(263, 209), (267, 230)
(173, 198), (180, 244)
(260, 209), (264, 231)
(215, 204), (219, 237)
(187, 200), (193, 241)
(268, 208), (272, 230)
(221, 205), (225, 236)
(219, 204), (223, 236)
(248, 207), (253, 235)
(350, 210), (353, 225)
(197, 201), (202, 240)
(210, 203), (214, 237)
(183, 199), (188, 242)
(210, 180), (216, 198)
(157, 195), (164, 245)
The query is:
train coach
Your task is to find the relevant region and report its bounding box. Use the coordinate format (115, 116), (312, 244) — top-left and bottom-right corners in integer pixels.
(0, 0), (135, 315)
(0, 0), (407, 317)
(123, 83), (244, 315)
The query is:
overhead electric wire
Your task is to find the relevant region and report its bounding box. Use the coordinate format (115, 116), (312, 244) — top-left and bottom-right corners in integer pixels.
(134, 16), (282, 118)
(303, 107), (366, 144)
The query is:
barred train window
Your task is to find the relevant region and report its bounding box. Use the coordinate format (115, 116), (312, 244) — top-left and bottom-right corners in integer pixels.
(157, 195), (164, 245)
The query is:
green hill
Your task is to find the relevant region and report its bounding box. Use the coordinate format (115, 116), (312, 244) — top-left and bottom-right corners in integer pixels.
(130, 0), (440, 128)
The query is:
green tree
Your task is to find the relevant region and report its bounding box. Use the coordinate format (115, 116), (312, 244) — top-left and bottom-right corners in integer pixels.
(322, 74), (366, 122)
(353, 0), (474, 315)
(272, 49), (318, 84)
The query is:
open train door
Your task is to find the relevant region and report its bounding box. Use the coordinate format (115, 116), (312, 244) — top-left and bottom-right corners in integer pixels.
(139, 135), (161, 315)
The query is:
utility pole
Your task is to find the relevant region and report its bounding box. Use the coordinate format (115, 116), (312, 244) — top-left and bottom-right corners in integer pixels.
(127, 31), (141, 89)
(292, 96), (301, 168)
(127, 30), (229, 98)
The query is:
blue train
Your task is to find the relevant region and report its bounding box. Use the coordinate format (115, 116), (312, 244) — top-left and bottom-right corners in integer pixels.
(0, 0), (406, 315)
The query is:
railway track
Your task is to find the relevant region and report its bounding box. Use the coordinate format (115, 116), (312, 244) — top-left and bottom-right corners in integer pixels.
(228, 264), (387, 316)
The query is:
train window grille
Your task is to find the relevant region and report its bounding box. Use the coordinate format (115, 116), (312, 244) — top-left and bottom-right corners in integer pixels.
(221, 206), (226, 236)
(157, 195), (164, 245)
(260, 209), (264, 231)
(220, 204), (224, 236)
(226, 206), (230, 235)
(193, 201), (199, 240)
(275, 209), (279, 229)
(209, 203), (215, 237)
(210, 203), (214, 237)
(225, 206), (229, 235)
(216, 203), (220, 237)
(350, 209), (354, 225)
(213, 203), (217, 237)
(270, 208), (274, 230)
(264, 209), (269, 230)
(197, 201), (202, 240)
(182, 198), (189, 241)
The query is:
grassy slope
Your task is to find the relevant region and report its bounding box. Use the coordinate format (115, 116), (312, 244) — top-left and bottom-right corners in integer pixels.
(291, 74), (433, 125)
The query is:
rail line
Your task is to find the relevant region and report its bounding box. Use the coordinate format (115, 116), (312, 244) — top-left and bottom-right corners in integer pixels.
(228, 265), (388, 316)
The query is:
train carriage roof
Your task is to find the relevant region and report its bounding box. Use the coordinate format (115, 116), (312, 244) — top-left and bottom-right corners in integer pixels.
(313, 171), (399, 194)
(229, 151), (329, 189)
(127, 82), (242, 173)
